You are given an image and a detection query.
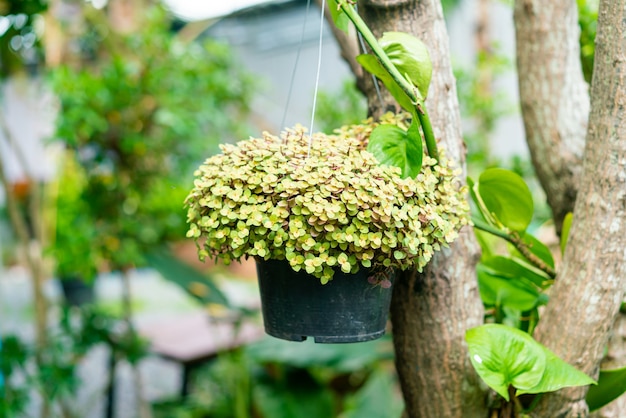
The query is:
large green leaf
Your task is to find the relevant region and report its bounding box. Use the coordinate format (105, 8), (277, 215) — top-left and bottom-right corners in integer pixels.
(478, 168), (534, 232)
(466, 324), (546, 400)
(466, 324), (595, 401)
(367, 122), (423, 178)
(587, 367), (626, 412)
(482, 255), (552, 289)
(477, 264), (545, 312)
(518, 348), (596, 396)
(327, 0), (350, 33)
(357, 54), (415, 113)
(378, 32), (432, 100)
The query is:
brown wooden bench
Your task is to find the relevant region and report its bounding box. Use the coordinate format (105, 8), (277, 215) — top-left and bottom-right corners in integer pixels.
(139, 311), (265, 396)
(105, 311), (264, 418)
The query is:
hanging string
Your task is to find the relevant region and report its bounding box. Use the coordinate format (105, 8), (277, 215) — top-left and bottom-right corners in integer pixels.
(307, 0), (326, 157)
(280, 0), (312, 131)
(355, 5), (385, 110)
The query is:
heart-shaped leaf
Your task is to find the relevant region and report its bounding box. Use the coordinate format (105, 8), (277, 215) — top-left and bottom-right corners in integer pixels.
(466, 324), (596, 401)
(367, 122), (423, 178)
(357, 54), (415, 113)
(378, 32), (432, 100)
(478, 168), (534, 232)
(518, 348), (596, 396)
(466, 324), (546, 400)
(477, 263), (544, 312)
(327, 0), (350, 34)
(482, 255), (551, 289)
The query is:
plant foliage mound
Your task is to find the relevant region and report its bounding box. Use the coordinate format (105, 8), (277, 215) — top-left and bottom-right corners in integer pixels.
(186, 117), (469, 283)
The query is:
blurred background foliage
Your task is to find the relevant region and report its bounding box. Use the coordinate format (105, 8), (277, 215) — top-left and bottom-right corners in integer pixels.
(577, 0), (597, 84)
(153, 337), (402, 418)
(49, 5), (255, 271)
(0, 0), (47, 76)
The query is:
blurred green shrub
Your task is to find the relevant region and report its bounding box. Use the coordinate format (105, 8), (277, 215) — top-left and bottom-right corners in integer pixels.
(49, 5), (255, 271)
(154, 337), (402, 418)
(578, 0), (598, 84)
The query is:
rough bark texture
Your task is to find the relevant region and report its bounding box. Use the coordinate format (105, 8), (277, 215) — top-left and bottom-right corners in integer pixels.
(352, 1), (489, 417)
(590, 309), (626, 417)
(514, 0), (589, 234)
(530, 1), (626, 416)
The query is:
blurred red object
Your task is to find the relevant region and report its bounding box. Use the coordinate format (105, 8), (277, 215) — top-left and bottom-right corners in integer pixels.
(11, 179), (31, 200)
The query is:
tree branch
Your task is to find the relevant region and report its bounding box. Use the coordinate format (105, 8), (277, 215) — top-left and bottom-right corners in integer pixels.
(514, 0), (589, 235)
(348, 1), (488, 416)
(531, 0), (626, 415)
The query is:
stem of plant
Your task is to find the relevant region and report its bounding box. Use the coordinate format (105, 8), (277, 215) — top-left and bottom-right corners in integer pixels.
(472, 217), (557, 279)
(338, 1), (439, 162)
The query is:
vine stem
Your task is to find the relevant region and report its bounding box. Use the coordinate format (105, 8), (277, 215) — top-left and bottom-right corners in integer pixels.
(472, 217), (557, 279)
(337, 0), (439, 161)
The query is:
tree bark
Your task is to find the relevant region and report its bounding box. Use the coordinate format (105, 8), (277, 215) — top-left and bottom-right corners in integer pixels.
(530, 0), (626, 416)
(590, 309), (626, 417)
(346, 1), (488, 417)
(513, 0), (589, 235)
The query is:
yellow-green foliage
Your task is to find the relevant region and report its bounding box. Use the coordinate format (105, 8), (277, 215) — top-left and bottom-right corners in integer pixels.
(185, 117), (469, 284)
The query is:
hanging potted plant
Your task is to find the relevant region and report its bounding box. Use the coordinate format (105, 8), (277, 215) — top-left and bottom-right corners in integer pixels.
(186, 2), (472, 343)
(185, 115), (469, 343)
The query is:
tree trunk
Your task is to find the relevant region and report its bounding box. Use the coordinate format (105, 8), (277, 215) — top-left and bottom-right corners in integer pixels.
(513, 0), (589, 234)
(529, 0), (626, 416)
(348, 1), (489, 417)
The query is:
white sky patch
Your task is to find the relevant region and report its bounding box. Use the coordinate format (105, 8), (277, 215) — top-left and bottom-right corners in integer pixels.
(162, 0), (277, 21)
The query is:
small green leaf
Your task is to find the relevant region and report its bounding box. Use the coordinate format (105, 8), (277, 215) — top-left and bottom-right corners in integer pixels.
(466, 324), (546, 400)
(561, 212), (573, 255)
(478, 168), (534, 232)
(466, 324), (596, 401)
(587, 367), (626, 412)
(477, 263), (544, 312)
(378, 32), (432, 100)
(357, 54), (415, 113)
(327, 0), (350, 33)
(367, 122), (423, 178)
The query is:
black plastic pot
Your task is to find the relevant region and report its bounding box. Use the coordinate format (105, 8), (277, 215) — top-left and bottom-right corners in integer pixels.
(59, 276), (95, 306)
(255, 259), (394, 343)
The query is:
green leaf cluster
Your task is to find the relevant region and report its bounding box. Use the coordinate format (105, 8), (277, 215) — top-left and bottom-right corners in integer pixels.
(469, 168), (554, 329)
(186, 115), (469, 284)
